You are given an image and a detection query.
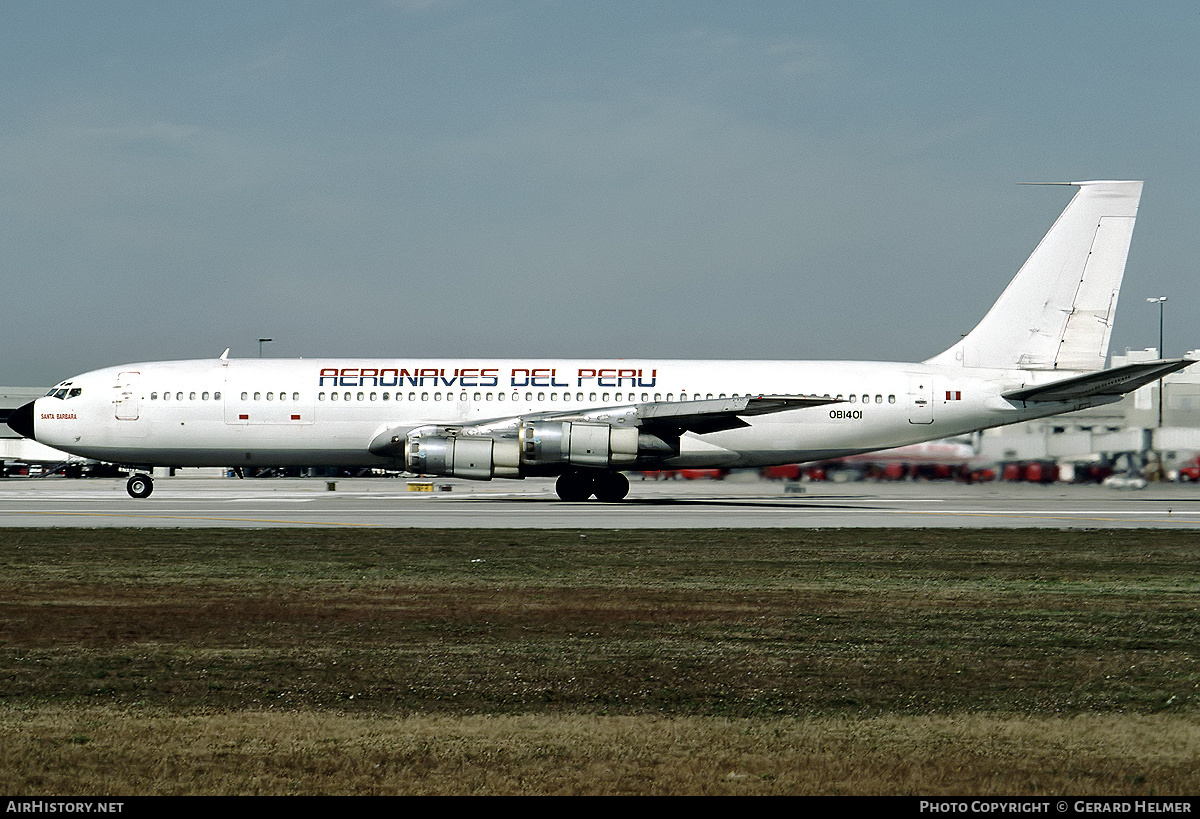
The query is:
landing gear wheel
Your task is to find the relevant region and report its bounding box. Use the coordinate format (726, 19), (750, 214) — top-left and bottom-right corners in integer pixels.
(593, 471), (630, 502)
(555, 472), (594, 502)
(126, 474), (154, 499)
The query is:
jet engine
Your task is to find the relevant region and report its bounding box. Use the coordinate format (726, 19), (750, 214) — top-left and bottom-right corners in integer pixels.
(395, 420), (642, 479)
(517, 420), (639, 470)
(405, 427), (520, 480)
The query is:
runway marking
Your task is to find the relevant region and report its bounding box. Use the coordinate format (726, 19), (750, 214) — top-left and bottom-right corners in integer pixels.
(0, 510), (381, 526)
(225, 498), (320, 503)
(3, 505), (1194, 528)
(873, 507), (1197, 525)
(905, 508), (1200, 516)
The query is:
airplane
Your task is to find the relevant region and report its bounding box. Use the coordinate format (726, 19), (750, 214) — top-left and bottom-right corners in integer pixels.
(7, 180), (1192, 502)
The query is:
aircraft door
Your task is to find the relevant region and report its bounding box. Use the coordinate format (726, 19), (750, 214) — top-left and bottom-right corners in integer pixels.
(454, 389), (471, 420)
(114, 371), (141, 420)
(907, 373), (933, 425)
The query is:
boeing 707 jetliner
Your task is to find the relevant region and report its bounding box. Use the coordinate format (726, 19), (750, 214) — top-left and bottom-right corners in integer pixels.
(8, 181), (1191, 501)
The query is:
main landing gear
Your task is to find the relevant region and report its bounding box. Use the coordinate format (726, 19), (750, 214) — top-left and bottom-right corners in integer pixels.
(126, 473), (154, 498)
(555, 471), (630, 502)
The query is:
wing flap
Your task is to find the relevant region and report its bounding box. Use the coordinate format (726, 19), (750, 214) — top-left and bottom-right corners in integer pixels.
(635, 394), (839, 434)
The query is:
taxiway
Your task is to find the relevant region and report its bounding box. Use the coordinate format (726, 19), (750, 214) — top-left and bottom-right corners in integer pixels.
(2, 474), (1199, 528)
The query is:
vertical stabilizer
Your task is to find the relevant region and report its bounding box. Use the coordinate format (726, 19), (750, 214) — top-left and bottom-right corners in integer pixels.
(928, 181), (1142, 372)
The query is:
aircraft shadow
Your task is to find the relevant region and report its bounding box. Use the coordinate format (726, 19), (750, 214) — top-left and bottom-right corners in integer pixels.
(455, 494), (882, 511)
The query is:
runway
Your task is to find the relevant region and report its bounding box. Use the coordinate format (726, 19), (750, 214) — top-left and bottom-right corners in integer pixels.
(3, 473), (1200, 527)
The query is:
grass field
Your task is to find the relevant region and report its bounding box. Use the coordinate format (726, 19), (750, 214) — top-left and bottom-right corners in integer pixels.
(1, 528), (1197, 795)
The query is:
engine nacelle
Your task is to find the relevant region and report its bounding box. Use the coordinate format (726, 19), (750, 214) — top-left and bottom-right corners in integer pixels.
(519, 420), (639, 470)
(401, 421), (640, 479)
(405, 427), (520, 480)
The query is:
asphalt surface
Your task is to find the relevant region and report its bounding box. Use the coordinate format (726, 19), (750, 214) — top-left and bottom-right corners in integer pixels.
(2, 473), (1199, 528)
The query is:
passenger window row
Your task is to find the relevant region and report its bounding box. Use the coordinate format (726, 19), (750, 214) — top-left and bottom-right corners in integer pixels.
(314, 391), (754, 404)
(150, 391), (222, 401)
(239, 392), (300, 401)
(141, 390), (894, 406)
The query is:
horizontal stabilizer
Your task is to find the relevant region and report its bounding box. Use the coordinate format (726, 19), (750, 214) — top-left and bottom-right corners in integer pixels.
(1003, 358), (1194, 404)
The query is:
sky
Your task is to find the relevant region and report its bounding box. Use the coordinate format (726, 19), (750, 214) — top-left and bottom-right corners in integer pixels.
(2, 1), (1198, 386)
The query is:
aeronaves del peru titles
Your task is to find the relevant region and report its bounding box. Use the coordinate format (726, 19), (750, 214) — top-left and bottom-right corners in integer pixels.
(317, 366), (658, 389)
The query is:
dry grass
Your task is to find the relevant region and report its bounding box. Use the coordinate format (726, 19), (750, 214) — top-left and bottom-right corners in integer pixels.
(1, 709), (1196, 795)
(0, 528), (1197, 794)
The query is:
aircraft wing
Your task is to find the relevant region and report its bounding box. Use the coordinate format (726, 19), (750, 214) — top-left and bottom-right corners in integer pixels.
(368, 394), (837, 458)
(478, 393), (838, 434)
(633, 394), (838, 434)
(1002, 358), (1195, 404)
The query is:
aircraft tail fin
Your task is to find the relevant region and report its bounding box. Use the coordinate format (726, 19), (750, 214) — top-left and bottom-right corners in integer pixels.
(927, 180), (1142, 372)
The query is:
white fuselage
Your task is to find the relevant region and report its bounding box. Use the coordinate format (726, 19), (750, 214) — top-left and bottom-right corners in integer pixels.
(29, 356), (1080, 472)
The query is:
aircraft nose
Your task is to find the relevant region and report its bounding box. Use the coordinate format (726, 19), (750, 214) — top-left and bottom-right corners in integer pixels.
(6, 401), (36, 439)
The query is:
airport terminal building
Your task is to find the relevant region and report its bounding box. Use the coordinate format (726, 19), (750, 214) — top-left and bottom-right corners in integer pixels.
(977, 348), (1200, 478)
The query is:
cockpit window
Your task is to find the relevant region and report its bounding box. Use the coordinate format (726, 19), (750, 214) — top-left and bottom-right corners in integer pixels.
(67, 388), (82, 398)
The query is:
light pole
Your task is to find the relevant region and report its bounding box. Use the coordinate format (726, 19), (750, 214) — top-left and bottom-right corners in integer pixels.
(258, 338), (273, 358)
(1147, 297), (1167, 428)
